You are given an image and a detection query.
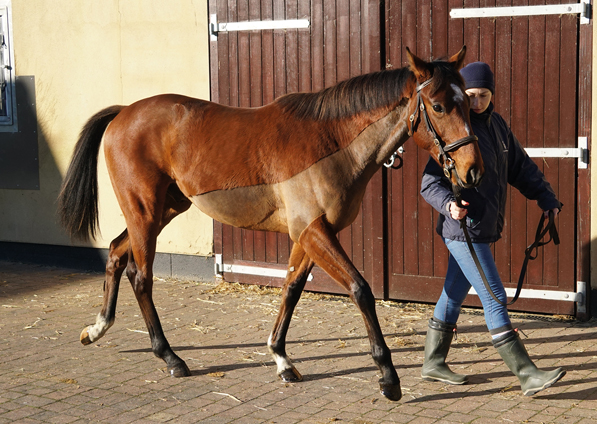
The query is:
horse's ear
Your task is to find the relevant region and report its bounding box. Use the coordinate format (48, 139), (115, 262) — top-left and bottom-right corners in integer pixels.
(406, 47), (431, 81)
(448, 46), (467, 70)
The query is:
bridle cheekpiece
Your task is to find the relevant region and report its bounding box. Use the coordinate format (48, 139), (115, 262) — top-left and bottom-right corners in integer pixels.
(407, 78), (478, 186)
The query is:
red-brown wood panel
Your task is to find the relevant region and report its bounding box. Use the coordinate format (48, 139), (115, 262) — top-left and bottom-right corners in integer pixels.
(384, 0), (584, 315)
(209, 0), (385, 297)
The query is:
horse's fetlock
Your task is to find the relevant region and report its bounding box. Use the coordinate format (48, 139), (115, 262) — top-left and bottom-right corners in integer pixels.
(151, 337), (170, 358)
(371, 344), (390, 363)
(267, 334), (284, 354)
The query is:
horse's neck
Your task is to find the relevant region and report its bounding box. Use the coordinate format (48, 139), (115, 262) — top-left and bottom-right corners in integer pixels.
(340, 104), (410, 174)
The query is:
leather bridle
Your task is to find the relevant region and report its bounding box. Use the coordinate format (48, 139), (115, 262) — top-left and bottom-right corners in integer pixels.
(407, 78), (478, 186)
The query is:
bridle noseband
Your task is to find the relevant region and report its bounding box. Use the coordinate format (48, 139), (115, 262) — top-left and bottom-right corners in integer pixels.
(407, 78), (478, 185)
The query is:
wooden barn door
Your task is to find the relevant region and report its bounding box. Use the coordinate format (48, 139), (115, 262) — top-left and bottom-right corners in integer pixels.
(209, 0), (591, 317)
(384, 1), (591, 316)
(208, 0), (386, 297)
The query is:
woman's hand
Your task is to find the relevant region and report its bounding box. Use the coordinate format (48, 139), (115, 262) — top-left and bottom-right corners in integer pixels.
(544, 208), (559, 218)
(449, 200), (469, 220)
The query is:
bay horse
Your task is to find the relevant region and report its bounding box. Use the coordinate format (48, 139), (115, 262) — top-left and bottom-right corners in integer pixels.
(57, 47), (483, 401)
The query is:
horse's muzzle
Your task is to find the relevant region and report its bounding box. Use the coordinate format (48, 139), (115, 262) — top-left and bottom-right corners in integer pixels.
(464, 166), (483, 188)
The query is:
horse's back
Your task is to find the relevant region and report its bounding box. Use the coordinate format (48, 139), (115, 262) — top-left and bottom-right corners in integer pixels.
(103, 93), (353, 198)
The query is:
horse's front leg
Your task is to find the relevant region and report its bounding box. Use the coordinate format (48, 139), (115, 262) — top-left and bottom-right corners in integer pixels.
(80, 230), (129, 345)
(298, 215), (401, 401)
(268, 244), (314, 382)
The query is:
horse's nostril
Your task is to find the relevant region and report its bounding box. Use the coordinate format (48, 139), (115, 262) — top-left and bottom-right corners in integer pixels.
(467, 167), (482, 186)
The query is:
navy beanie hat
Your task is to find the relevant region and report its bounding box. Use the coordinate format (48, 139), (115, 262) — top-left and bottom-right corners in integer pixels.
(460, 62), (494, 94)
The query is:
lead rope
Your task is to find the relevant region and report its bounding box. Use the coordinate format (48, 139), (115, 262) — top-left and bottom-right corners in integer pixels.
(452, 186), (560, 306)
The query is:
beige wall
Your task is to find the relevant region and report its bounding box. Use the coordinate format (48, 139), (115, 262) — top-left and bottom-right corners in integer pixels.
(0, 0), (214, 256)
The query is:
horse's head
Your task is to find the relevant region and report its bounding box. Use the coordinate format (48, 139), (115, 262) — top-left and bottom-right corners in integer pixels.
(405, 46), (484, 189)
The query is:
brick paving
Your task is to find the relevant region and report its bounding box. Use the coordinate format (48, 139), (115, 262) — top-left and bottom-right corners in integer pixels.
(1, 260), (596, 423)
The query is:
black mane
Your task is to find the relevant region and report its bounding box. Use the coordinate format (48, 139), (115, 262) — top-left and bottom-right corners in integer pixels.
(275, 60), (463, 121)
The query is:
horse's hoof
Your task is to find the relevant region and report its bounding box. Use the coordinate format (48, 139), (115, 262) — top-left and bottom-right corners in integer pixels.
(379, 381), (402, 401)
(80, 327), (92, 345)
(169, 362), (192, 378)
(279, 367), (303, 382)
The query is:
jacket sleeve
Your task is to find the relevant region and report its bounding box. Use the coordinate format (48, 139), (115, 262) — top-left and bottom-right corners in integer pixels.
(420, 156), (456, 217)
(505, 125), (562, 211)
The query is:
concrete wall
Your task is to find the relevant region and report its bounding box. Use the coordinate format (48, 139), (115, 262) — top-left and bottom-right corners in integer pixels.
(0, 0), (213, 257)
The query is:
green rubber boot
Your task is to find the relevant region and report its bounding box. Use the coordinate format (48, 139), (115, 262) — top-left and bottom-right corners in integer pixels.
(493, 331), (566, 396)
(421, 318), (468, 385)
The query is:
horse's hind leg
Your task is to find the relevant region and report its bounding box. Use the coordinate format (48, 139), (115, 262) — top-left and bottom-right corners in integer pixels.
(80, 230), (130, 345)
(267, 244), (314, 382)
(81, 184), (192, 347)
(120, 183), (193, 377)
(298, 215), (401, 401)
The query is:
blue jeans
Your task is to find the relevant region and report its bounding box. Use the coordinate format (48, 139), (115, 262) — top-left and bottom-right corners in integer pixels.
(433, 239), (512, 332)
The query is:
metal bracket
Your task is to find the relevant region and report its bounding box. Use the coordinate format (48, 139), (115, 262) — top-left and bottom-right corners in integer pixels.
(214, 253), (223, 276)
(210, 14), (310, 41)
(450, 0), (592, 24)
(214, 254), (314, 281)
(469, 282), (586, 312)
(577, 281), (587, 314)
(525, 137), (589, 169)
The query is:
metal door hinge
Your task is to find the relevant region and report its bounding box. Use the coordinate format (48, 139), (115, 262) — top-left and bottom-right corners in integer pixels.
(525, 137), (589, 169)
(451, 1), (592, 24)
(469, 281), (586, 313)
(214, 254), (314, 281)
(210, 14), (310, 41)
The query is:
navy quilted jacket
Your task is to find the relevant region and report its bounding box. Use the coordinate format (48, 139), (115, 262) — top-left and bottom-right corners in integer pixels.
(420, 103), (561, 243)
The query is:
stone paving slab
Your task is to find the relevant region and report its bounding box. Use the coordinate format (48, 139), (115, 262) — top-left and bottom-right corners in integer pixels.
(1, 261), (596, 423)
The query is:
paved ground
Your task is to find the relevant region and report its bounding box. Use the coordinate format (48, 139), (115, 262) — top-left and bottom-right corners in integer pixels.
(1, 261), (597, 423)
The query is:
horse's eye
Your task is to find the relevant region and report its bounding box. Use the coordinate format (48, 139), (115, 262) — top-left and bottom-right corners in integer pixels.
(432, 104), (444, 113)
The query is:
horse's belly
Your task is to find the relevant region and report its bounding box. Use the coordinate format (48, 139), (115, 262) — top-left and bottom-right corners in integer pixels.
(190, 185), (288, 233)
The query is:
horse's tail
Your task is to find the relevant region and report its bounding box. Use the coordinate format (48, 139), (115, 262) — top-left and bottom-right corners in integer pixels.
(57, 105), (125, 241)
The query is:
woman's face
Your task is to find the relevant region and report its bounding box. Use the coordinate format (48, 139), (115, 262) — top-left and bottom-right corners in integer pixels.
(465, 88), (492, 114)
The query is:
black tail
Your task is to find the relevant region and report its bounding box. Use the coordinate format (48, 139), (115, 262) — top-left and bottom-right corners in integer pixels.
(57, 105), (125, 241)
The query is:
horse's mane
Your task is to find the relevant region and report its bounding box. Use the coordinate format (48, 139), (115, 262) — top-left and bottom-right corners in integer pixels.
(275, 60), (463, 121)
